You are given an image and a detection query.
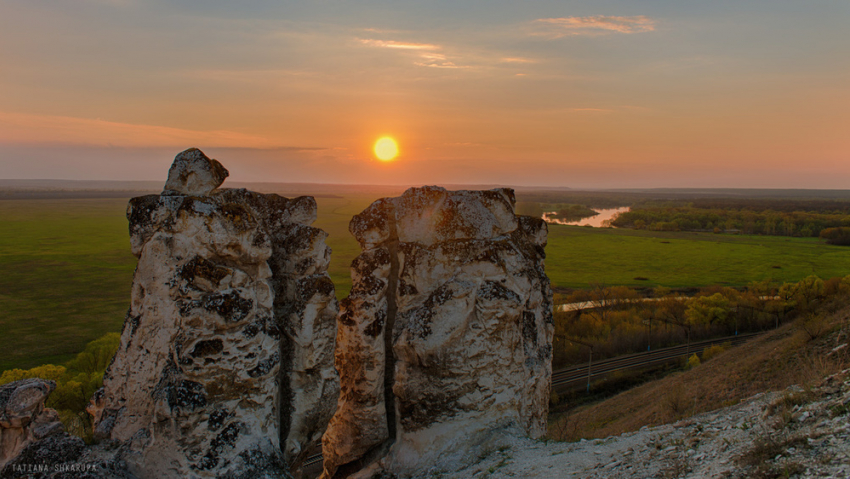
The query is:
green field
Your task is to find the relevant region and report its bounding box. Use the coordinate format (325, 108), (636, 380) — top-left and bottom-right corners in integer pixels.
(313, 195), (383, 299)
(2, 196), (850, 372)
(545, 225), (850, 289)
(0, 199), (136, 372)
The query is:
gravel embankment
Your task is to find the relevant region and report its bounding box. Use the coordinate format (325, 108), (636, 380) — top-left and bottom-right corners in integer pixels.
(448, 369), (850, 479)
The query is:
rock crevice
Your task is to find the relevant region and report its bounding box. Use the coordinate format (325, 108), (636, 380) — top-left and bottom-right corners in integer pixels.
(322, 186), (553, 478)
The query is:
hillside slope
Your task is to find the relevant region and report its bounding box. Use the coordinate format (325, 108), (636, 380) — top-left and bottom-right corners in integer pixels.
(449, 305), (850, 478)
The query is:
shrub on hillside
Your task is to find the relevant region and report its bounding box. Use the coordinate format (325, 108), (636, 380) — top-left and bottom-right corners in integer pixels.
(687, 353), (701, 369)
(819, 227), (850, 246)
(701, 342), (730, 362)
(0, 332), (120, 441)
(795, 313), (830, 341)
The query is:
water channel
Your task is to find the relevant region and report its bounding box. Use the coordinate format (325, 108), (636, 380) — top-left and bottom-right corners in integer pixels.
(542, 206), (631, 227)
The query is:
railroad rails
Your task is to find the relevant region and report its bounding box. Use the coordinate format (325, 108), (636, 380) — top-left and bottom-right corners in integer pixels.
(552, 332), (760, 392)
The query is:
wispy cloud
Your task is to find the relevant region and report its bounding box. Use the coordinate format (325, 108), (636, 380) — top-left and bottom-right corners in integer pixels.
(359, 37), (477, 69)
(533, 15), (656, 38)
(361, 27), (402, 34)
(500, 57), (536, 64)
(419, 52), (447, 61)
(358, 39), (439, 50)
(413, 61), (471, 69)
(0, 111), (289, 149)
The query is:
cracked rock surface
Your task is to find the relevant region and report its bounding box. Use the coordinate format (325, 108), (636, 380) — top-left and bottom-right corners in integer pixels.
(162, 148), (229, 196)
(321, 186), (554, 478)
(91, 150), (339, 478)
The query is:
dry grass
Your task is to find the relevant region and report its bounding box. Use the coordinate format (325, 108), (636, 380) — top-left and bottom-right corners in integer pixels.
(548, 305), (850, 441)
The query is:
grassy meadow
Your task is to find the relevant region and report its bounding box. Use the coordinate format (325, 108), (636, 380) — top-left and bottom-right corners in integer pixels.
(0, 199), (136, 372)
(546, 225), (850, 289)
(2, 195), (850, 372)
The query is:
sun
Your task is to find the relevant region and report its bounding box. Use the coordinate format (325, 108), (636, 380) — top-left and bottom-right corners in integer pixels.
(374, 137), (399, 161)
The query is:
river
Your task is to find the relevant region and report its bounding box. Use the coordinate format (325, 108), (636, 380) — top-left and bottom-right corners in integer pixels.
(542, 206), (630, 227)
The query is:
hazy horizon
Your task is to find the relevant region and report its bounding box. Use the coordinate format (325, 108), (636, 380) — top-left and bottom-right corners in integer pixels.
(2, 1), (848, 189)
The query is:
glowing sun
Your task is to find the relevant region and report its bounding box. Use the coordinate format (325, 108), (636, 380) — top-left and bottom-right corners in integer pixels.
(374, 137), (399, 161)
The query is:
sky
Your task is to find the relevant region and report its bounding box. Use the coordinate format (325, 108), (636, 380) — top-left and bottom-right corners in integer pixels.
(1, 0), (848, 188)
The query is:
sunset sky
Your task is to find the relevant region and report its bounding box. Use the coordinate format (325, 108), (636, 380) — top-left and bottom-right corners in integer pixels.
(1, 1), (848, 188)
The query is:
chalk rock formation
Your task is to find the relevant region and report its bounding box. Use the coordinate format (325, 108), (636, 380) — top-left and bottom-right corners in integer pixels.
(93, 149), (339, 478)
(163, 148), (229, 196)
(0, 379), (66, 471)
(321, 186), (553, 478)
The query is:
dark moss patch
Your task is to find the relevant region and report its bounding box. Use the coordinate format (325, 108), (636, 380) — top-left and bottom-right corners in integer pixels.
(364, 310), (385, 338)
(217, 204), (255, 232)
(338, 301), (356, 327)
(349, 198), (393, 245)
(397, 279), (418, 297)
(167, 379), (207, 411)
(401, 282), (459, 339)
(297, 274), (336, 301)
(202, 291), (253, 322)
(242, 322), (260, 338)
(207, 408), (233, 431)
(478, 281), (521, 303)
(350, 273), (387, 297)
(248, 352), (280, 378)
(521, 310), (537, 346)
(197, 421), (244, 470)
(397, 383), (473, 432)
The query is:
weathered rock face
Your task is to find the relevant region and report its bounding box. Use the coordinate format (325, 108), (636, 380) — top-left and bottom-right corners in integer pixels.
(322, 186), (553, 478)
(0, 379), (65, 471)
(163, 148), (229, 196)
(93, 150), (339, 478)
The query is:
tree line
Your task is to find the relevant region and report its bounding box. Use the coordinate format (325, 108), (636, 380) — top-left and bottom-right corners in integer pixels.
(0, 333), (120, 442)
(611, 204), (850, 237)
(552, 275), (849, 369)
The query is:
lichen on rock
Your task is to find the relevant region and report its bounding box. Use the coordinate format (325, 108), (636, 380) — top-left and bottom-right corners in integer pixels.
(91, 149), (339, 478)
(162, 148), (229, 196)
(322, 186), (553, 478)
(0, 379), (66, 471)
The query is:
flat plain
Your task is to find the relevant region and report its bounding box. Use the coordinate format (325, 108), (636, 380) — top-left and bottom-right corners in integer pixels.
(2, 196), (850, 371)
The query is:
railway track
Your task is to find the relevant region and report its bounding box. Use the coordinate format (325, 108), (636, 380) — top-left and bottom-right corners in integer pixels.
(552, 332), (760, 391)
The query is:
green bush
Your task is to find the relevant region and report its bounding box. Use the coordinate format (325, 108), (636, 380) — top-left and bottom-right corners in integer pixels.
(701, 342), (730, 362)
(687, 354), (701, 369)
(820, 227), (850, 246)
(0, 332), (120, 441)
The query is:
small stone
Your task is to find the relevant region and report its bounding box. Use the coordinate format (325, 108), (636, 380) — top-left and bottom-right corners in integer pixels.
(0, 379), (63, 468)
(162, 147), (229, 196)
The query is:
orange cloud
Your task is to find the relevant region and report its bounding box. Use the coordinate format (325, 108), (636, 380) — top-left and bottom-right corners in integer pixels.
(500, 57), (536, 64)
(413, 61), (471, 69)
(533, 15), (656, 38)
(358, 39), (440, 50)
(0, 111), (284, 148)
(359, 38), (476, 69)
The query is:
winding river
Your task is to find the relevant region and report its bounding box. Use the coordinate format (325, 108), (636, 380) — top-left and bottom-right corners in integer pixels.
(542, 206), (630, 227)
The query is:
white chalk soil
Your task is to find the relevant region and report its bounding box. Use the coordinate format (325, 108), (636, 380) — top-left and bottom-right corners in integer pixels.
(445, 371), (850, 479)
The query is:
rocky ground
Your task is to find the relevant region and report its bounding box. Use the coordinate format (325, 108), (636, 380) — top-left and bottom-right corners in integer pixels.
(448, 366), (850, 479)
